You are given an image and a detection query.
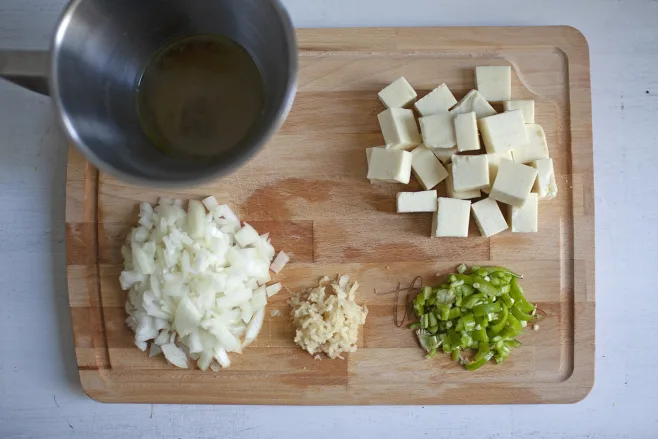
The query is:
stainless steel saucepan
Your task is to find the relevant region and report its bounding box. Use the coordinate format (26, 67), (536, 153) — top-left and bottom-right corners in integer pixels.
(0, 0), (298, 187)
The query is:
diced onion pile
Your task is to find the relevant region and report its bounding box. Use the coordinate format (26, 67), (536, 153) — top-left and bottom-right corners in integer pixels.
(289, 275), (368, 359)
(120, 196), (288, 370)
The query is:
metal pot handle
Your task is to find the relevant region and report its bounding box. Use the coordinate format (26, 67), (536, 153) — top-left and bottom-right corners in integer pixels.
(0, 50), (50, 96)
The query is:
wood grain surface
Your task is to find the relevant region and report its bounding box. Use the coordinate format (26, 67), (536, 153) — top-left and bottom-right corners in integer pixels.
(65, 26), (594, 405)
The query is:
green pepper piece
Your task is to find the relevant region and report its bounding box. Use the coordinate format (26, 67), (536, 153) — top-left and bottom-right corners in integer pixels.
(474, 341), (491, 361)
(415, 293), (426, 306)
(488, 303), (509, 335)
(500, 284), (511, 295)
(472, 325), (489, 342)
(499, 314), (523, 339)
(460, 284), (475, 297)
(408, 322), (421, 330)
(453, 274), (475, 285)
(507, 313), (523, 332)
(422, 286), (432, 300)
(452, 347), (461, 362)
(448, 307), (462, 320)
(426, 348), (437, 359)
(509, 277), (524, 301)
(473, 276), (500, 296)
(435, 303), (451, 321)
(461, 313), (476, 332)
(462, 293), (484, 309)
(473, 302), (501, 317)
(501, 293), (514, 308)
(490, 277), (502, 287)
(511, 303), (533, 321)
(465, 351), (494, 371)
(506, 339), (522, 348)
(448, 330), (461, 348)
(457, 264), (467, 274)
(516, 299), (535, 313)
(428, 312), (438, 327)
(480, 266), (522, 278)
(427, 325), (438, 334)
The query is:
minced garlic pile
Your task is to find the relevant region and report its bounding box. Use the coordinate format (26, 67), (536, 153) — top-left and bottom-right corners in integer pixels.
(289, 275), (368, 359)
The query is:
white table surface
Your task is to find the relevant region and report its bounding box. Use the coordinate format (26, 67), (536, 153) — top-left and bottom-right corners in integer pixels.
(1, 0), (657, 437)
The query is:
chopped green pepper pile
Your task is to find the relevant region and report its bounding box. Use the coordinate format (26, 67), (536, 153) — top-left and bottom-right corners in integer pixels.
(410, 264), (537, 370)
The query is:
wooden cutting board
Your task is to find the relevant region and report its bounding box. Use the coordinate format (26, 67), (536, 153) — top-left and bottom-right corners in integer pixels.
(66, 26), (594, 405)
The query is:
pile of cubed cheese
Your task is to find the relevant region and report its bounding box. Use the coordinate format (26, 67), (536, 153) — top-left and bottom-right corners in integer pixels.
(366, 66), (558, 238)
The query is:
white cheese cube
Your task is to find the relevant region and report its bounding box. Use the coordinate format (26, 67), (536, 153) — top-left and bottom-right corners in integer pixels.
(432, 146), (457, 164)
(475, 66), (511, 102)
(432, 197), (471, 238)
(397, 191), (438, 213)
(414, 83), (458, 116)
(378, 77), (417, 108)
(503, 100), (535, 124)
(366, 146), (380, 166)
(482, 150), (514, 194)
(445, 164), (481, 199)
(508, 193), (538, 232)
(489, 159), (538, 207)
(367, 148), (412, 184)
(378, 108), (421, 150)
(366, 146), (384, 184)
(419, 113), (457, 150)
(478, 110), (528, 154)
(512, 124), (550, 164)
(532, 158), (558, 200)
(450, 89), (497, 119)
(410, 145), (449, 190)
(451, 154), (489, 191)
(471, 198), (508, 237)
(454, 111), (480, 152)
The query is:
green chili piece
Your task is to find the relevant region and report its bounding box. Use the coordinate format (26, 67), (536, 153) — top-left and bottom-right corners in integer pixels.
(474, 341), (491, 361)
(480, 266), (521, 278)
(511, 303), (534, 321)
(472, 325), (489, 343)
(473, 302), (501, 317)
(465, 351), (494, 371)
(488, 303), (509, 335)
(448, 307), (462, 319)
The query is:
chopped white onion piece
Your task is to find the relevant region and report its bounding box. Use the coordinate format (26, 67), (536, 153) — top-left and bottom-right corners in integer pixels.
(266, 283), (282, 297)
(235, 223), (260, 247)
(270, 251), (290, 274)
(242, 308), (265, 348)
(202, 195), (220, 212)
(161, 343), (188, 368)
